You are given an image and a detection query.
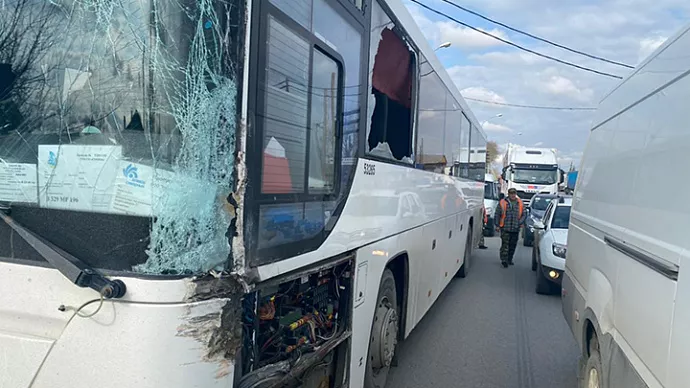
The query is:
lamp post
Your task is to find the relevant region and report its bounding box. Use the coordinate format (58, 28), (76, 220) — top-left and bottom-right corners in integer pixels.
(435, 41), (452, 51)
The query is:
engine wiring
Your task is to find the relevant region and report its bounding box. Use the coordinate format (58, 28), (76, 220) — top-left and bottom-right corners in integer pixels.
(240, 260), (352, 385)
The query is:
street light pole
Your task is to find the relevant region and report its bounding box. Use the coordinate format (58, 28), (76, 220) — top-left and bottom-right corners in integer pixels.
(434, 41), (452, 51)
(481, 113), (503, 127)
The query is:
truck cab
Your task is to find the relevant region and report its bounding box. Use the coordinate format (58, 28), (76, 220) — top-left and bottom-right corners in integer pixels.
(501, 145), (563, 205)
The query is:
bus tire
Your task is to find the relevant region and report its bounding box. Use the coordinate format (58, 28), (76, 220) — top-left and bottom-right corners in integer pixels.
(364, 268), (399, 388)
(457, 227), (472, 278)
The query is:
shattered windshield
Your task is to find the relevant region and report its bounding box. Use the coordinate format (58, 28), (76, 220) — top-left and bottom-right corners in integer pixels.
(0, 0), (243, 275)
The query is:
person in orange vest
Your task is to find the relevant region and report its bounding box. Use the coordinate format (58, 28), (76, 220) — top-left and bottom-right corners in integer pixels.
(494, 188), (526, 267)
(478, 205), (488, 249)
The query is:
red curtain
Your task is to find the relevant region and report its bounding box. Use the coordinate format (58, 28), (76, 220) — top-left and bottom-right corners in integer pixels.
(371, 28), (412, 109)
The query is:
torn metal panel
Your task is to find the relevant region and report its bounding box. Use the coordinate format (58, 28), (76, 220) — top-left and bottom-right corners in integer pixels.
(178, 273), (246, 378)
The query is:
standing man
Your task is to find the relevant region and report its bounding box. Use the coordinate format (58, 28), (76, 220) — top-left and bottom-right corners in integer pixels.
(494, 188), (526, 267)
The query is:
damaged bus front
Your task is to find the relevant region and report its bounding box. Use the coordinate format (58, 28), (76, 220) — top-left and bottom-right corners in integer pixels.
(1, 0), (359, 387)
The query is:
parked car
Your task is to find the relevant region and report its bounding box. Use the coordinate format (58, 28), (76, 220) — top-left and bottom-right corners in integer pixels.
(523, 193), (558, 246)
(562, 23), (690, 388)
(531, 196), (571, 294)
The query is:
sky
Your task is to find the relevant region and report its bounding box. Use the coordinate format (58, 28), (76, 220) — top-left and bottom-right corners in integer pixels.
(403, 0), (690, 169)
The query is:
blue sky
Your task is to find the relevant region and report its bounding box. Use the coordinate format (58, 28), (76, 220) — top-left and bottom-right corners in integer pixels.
(403, 0), (689, 168)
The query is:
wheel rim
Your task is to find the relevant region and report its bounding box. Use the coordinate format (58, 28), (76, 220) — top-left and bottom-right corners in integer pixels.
(371, 296), (398, 371)
(587, 366), (599, 388)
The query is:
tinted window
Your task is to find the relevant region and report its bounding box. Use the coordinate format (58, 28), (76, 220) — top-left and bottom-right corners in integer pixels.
(551, 206), (571, 229)
(469, 125), (486, 182)
(254, 0), (363, 264)
(261, 17), (311, 194)
(416, 67), (447, 172)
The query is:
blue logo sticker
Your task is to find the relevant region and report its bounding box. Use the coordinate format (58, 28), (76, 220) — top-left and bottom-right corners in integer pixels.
(47, 151), (57, 168)
(123, 164), (146, 188)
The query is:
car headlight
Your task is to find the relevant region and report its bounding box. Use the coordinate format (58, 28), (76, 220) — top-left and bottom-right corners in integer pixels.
(552, 243), (567, 258)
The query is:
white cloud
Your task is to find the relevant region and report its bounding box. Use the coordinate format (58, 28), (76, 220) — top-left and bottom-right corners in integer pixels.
(482, 122), (513, 133)
(404, 0), (689, 162)
(638, 36), (667, 63)
(534, 142), (544, 146)
(437, 22), (509, 49)
(469, 51), (546, 65)
(559, 151), (584, 169)
(460, 86), (506, 103)
(541, 75), (594, 102)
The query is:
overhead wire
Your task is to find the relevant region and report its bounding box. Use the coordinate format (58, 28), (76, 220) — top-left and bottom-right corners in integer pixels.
(436, 0), (635, 69)
(463, 97), (597, 111)
(408, 0), (624, 79)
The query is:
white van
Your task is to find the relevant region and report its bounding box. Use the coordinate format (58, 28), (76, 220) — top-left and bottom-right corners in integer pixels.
(562, 24), (690, 388)
(483, 173), (500, 236)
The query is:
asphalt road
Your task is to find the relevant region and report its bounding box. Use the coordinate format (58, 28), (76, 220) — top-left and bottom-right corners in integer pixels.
(386, 236), (580, 388)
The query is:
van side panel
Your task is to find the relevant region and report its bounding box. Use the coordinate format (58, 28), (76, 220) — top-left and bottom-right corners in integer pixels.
(567, 26), (690, 388)
(667, 252), (690, 387)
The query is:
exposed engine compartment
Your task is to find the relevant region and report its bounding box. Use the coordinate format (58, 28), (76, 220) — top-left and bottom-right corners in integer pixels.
(239, 258), (353, 388)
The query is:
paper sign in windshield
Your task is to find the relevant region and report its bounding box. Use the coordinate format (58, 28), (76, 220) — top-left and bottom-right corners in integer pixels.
(38, 145), (122, 212)
(0, 163), (38, 204)
(111, 162), (175, 217)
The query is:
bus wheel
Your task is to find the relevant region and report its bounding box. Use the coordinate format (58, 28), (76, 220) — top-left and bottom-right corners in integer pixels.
(365, 268), (398, 388)
(458, 228), (472, 278)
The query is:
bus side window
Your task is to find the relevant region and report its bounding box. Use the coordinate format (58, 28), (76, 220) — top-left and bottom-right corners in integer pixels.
(366, 1), (416, 163)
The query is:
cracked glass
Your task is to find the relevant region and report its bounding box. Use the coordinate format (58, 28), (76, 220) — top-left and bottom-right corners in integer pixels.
(0, 0), (243, 275)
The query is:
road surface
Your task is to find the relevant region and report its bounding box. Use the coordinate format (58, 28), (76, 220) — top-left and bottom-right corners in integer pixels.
(386, 236), (580, 388)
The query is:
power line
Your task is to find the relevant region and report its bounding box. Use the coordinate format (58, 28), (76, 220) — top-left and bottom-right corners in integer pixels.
(437, 0), (635, 69)
(409, 0), (624, 79)
(463, 97), (596, 110)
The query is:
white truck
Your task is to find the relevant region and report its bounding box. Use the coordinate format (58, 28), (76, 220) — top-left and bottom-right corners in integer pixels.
(500, 144), (562, 205)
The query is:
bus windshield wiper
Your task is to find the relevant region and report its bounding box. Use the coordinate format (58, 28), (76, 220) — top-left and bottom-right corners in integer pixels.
(0, 210), (126, 299)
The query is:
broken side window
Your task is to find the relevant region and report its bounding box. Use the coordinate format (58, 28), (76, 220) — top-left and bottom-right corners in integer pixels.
(366, 0), (415, 163)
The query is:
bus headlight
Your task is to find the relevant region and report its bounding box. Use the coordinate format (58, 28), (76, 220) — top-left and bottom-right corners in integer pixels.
(552, 243), (567, 258)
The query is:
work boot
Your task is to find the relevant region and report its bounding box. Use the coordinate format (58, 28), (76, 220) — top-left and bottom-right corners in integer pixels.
(501, 261), (508, 268)
(509, 261), (515, 266)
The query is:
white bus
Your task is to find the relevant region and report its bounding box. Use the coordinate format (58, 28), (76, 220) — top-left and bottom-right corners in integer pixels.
(0, 1), (487, 387)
